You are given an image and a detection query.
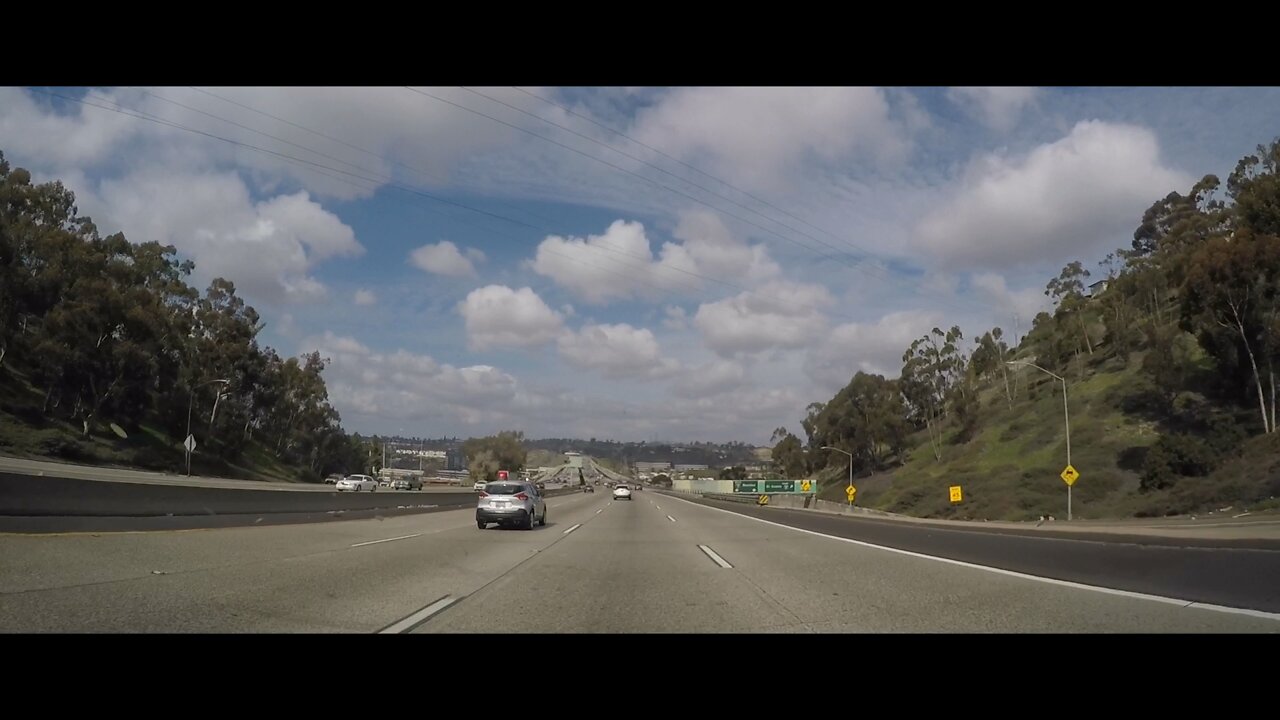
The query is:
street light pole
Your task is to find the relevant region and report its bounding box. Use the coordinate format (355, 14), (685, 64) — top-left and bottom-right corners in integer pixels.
(1007, 360), (1072, 520)
(186, 378), (230, 477)
(821, 446), (854, 505)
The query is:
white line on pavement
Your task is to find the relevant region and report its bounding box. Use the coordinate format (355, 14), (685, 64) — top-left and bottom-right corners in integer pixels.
(563, 523), (582, 535)
(665, 494), (1280, 622)
(351, 533), (422, 548)
(378, 596), (457, 633)
(698, 544), (733, 568)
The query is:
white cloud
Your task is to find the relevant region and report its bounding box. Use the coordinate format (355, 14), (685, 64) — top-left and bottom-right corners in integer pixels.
(557, 323), (680, 380)
(302, 331), (519, 425)
(410, 240), (479, 277)
(969, 272), (1050, 328)
(671, 359), (748, 398)
(693, 281), (834, 357)
(531, 213), (779, 305)
(530, 219), (675, 304)
(353, 289), (377, 306)
(670, 209), (780, 281)
(86, 170), (362, 305)
(0, 87), (526, 203)
(804, 310), (945, 390)
(947, 87), (1039, 130)
(913, 121), (1193, 269)
(457, 285), (564, 351)
(663, 305), (688, 330)
(630, 87), (907, 191)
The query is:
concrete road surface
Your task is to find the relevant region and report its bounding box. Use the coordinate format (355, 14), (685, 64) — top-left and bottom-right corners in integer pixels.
(2, 490), (1277, 633)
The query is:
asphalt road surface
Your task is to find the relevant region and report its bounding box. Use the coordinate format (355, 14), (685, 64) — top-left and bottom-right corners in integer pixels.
(3, 488), (1277, 632)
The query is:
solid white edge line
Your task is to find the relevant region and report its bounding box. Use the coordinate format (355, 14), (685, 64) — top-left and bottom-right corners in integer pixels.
(665, 494), (1280, 622)
(698, 544), (733, 568)
(378, 596), (457, 634)
(563, 523), (582, 535)
(667, 515), (676, 522)
(351, 533), (422, 548)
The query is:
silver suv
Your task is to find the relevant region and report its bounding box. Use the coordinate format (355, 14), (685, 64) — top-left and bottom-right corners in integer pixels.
(476, 481), (547, 530)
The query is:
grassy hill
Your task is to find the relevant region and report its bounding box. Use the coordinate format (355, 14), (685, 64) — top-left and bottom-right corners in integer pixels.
(0, 364), (306, 483)
(814, 350), (1280, 521)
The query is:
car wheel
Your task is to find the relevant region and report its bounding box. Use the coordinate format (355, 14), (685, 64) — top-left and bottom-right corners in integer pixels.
(524, 511), (535, 531)
(477, 521), (486, 530)
(539, 508), (547, 527)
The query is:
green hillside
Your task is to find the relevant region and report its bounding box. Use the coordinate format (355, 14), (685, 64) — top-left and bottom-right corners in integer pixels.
(795, 137), (1280, 521)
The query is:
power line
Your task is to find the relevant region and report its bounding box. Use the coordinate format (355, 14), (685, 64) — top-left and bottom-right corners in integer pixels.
(406, 86), (994, 316)
(510, 86), (891, 265)
(130, 89), (757, 299)
(24, 88), (825, 317)
(186, 86), (565, 232)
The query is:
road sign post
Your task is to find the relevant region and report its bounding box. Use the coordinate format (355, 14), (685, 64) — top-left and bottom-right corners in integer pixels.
(1060, 465), (1079, 521)
(845, 485), (856, 505)
(183, 434), (197, 477)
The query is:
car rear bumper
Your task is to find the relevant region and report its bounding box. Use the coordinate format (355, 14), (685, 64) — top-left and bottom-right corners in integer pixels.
(477, 508), (532, 523)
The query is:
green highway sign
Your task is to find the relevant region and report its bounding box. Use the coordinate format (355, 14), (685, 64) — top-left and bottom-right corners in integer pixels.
(734, 481), (759, 493)
(763, 480), (795, 493)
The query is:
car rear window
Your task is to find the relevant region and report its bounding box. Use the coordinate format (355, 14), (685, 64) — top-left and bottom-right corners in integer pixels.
(485, 483), (525, 496)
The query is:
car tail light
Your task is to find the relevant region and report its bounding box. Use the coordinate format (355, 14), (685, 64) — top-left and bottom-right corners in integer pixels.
(515, 492), (529, 501)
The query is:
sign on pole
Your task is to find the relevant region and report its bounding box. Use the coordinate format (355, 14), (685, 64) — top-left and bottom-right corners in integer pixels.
(1060, 465), (1079, 486)
(845, 485), (857, 504)
(184, 434), (197, 453)
(949, 485), (963, 503)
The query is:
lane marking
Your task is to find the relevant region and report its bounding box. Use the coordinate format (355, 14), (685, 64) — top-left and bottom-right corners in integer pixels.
(665, 494), (1280, 622)
(351, 533), (422, 547)
(595, 509), (603, 514)
(378, 595), (457, 634)
(698, 544), (733, 569)
(563, 523), (582, 535)
(667, 515), (676, 523)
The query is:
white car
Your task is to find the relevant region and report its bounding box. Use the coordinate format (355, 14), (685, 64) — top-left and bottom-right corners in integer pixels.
(473, 480), (487, 492)
(336, 474), (378, 492)
(612, 484), (632, 501)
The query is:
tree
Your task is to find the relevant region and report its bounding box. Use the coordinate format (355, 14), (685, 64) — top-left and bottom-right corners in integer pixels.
(719, 465), (747, 480)
(463, 431), (527, 481)
(900, 327), (964, 460)
(1181, 230), (1280, 434)
(771, 432), (806, 478)
(1045, 261), (1095, 356)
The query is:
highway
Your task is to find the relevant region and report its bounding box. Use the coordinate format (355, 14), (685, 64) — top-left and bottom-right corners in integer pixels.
(2, 486), (1277, 632)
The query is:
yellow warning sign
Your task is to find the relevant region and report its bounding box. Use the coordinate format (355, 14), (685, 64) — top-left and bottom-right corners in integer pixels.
(757, 494), (770, 506)
(1060, 465), (1080, 486)
(845, 485), (857, 503)
(949, 485), (963, 503)
(800, 480), (811, 493)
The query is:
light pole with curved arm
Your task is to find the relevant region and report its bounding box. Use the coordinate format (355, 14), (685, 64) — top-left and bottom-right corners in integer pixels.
(186, 378), (230, 477)
(822, 446), (854, 505)
(1007, 360), (1072, 520)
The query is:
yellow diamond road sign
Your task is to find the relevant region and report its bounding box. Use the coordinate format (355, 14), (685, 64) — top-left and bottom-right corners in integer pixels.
(845, 485), (857, 499)
(800, 480), (811, 493)
(949, 485), (963, 503)
(1061, 465), (1079, 486)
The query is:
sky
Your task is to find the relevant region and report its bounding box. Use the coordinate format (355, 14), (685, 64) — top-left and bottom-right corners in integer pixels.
(2, 86), (1278, 444)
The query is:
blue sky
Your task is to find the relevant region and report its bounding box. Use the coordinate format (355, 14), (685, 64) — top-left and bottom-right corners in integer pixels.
(3, 86), (1278, 443)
